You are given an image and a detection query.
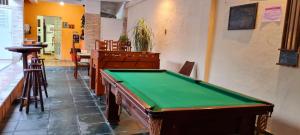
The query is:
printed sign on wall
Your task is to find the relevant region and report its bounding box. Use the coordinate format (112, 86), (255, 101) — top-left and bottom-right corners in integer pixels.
(262, 6), (282, 22)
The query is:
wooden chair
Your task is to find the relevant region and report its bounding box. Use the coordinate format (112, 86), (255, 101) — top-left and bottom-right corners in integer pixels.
(126, 41), (132, 51)
(111, 41), (119, 51)
(71, 43), (90, 79)
(118, 41), (132, 51)
(118, 42), (126, 51)
(95, 40), (108, 50)
(178, 61), (195, 76)
(104, 40), (113, 51)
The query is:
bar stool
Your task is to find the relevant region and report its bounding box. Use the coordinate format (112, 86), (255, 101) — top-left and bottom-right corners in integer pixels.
(30, 62), (48, 98)
(19, 68), (45, 114)
(31, 57), (47, 86)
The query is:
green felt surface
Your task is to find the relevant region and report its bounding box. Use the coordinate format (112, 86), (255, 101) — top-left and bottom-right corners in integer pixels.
(104, 70), (264, 111)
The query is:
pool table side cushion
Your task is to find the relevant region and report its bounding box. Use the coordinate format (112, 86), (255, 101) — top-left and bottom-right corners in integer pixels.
(103, 69), (272, 112)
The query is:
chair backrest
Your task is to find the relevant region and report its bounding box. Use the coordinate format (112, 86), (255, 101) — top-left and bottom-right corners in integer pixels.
(178, 61), (195, 76)
(95, 40), (100, 50)
(118, 42), (127, 51)
(95, 40), (108, 50)
(111, 41), (119, 51)
(100, 40), (132, 51)
(104, 40), (113, 51)
(125, 41), (132, 51)
(71, 42), (79, 67)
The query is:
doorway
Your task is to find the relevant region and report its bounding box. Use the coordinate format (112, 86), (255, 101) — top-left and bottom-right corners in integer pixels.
(37, 16), (62, 60)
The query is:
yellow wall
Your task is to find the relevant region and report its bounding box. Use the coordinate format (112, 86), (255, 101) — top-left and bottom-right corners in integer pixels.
(204, 0), (217, 82)
(24, 1), (84, 60)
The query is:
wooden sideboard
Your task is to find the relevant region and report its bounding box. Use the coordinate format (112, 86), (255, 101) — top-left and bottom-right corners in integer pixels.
(90, 51), (160, 96)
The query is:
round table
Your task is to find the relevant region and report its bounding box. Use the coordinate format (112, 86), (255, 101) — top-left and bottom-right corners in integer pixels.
(5, 46), (42, 70)
(23, 43), (47, 48)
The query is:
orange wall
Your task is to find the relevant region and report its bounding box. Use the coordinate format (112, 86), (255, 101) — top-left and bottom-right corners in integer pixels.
(24, 1), (84, 60)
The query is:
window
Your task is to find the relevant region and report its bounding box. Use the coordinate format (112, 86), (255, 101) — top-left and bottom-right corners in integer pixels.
(0, 0), (8, 6)
(0, 7), (12, 59)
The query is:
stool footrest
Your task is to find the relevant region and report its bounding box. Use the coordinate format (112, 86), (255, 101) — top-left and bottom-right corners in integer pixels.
(24, 69), (42, 72)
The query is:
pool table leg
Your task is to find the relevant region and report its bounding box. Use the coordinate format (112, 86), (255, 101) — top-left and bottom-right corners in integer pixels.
(106, 85), (120, 125)
(149, 117), (163, 135)
(239, 115), (256, 135)
(89, 64), (95, 90)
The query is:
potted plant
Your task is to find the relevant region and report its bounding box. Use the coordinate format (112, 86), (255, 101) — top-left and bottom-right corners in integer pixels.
(133, 19), (152, 52)
(119, 34), (129, 43)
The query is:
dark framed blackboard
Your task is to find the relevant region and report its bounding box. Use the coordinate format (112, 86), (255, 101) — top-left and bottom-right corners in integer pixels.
(277, 50), (299, 67)
(228, 3), (258, 30)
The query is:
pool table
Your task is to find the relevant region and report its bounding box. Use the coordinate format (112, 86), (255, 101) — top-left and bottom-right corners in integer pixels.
(101, 69), (274, 135)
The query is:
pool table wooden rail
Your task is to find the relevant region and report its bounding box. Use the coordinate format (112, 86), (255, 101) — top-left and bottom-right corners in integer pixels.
(101, 69), (274, 135)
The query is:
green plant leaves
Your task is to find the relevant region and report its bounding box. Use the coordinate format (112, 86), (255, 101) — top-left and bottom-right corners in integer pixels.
(119, 34), (129, 43)
(133, 19), (152, 52)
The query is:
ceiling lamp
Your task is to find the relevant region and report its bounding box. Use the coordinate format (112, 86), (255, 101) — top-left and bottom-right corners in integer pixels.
(59, 1), (64, 6)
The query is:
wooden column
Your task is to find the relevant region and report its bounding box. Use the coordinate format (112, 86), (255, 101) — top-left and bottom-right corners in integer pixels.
(278, 0), (300, 67)
(281, 0), (300, 50)
(204, 0), (218, 82)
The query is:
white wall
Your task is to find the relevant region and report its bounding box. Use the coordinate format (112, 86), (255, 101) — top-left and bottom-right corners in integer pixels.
(127, 0), (300, 134)
(210, 0), (300, 134)
(10, 0), (24, 47)
(127, 0), (211, 79)
(101, 17), (123, 40)
(84, 0), (100, 14)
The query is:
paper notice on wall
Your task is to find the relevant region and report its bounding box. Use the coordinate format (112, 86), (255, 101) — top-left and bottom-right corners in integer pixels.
(262, 6), (282, 22)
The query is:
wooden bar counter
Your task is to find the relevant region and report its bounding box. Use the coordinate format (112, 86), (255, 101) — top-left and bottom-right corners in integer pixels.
(90, 51), (160, 96)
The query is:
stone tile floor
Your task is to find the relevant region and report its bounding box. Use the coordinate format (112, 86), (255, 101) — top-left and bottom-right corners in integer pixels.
(0, 68), (148, 135)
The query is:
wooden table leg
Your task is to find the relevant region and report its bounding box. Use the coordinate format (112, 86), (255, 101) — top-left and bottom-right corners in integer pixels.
(22, 53), (29, 75)
(149, 117), (163, 135)
(106, 84), (120, 125)
(90, 66), (95, 90)
(22, 53), (28, 69)
(95, 66), (105, 96)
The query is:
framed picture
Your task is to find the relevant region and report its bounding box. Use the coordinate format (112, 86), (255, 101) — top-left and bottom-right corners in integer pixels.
(69, 24), (75, 29)
(63, 22), (68, 28)
(228, 3), (258, 30)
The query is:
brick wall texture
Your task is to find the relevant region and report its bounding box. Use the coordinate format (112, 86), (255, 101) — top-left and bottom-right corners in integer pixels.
(84, 13), (100, 51)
